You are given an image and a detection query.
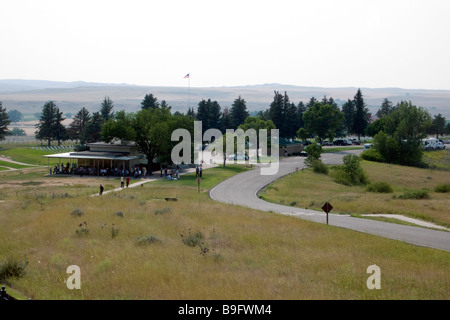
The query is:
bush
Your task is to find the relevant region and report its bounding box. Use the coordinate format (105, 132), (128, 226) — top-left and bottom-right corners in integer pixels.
(70, 208), (84, 217)
(361, 148), (385, 163)
(304, 144), (323, 167)
(397, 190), (430, 200)
(180, 230), (203, 247)
(312, 160), (329, 175)
(366, 182), (393, 193)
(113, 211), (124, 218)
(154, 207), (171, 215)
(135, 235), (162, 246)
(435, 184), (450, 193)
(0, 256), (28, 281)
(331, 155), (368, 186)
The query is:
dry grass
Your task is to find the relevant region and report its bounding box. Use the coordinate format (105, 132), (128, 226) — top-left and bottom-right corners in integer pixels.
(0, 167), (449, 300)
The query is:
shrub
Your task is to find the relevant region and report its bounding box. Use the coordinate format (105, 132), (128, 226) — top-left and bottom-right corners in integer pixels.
(397, 190), (430, 200)
(366, 182), (393, 193)
(75, 221), (89, 236)
(180, 230), (203, 247)
(435, 184), (450, 193)
(0, 256), (28, 281)
(361, 148), (385, 163)
(135, 235), (162, 246)
(304, 144), (323, 167)
(331, 155), (368, 186)
(154, 207), (171, 215)
(113, 211), (124, 218)
(70, 208), (84, 217)
(312, 160), (329, 175)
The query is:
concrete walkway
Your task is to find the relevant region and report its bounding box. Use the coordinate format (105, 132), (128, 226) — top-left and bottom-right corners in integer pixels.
(91, 164), (217, 196)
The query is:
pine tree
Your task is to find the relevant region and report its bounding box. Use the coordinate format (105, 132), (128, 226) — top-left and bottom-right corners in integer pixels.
(306, 97), (318, 109)
(186, 107), (196, 119)
(100, 96), (115, 121)
(35, 101), (58, 146)
(284, 102), (298, 139)
(141, 93), (159, 110)
(352, 89), (369, 140)
(209, 100), (222, 131)
(230, 96), (249, 129)
(376, 98), (394, 118)
(53, 107), (67, 146)
(341, 99), (355, 135)
(69, 107), (91, 143)
(296, 101), (307, 129)
(0, 101), (11, 140)
(86, 111), (103, 143)
(196, 99), (221, 134)
(196, 99), (210, 135)
(269, 91), (284, 133)
(219, 107), (232, 133)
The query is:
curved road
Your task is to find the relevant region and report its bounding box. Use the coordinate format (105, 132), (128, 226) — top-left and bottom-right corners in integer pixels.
(210, 150), (450, 252)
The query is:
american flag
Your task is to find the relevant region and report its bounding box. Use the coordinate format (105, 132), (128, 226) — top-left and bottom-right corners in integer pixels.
(184, 73), (190, 78)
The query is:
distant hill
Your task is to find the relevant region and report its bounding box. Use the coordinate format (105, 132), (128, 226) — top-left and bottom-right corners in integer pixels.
(0, 79), (449, 119)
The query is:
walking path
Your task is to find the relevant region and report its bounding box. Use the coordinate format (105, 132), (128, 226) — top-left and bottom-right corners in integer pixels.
(91, 164), (217, 196)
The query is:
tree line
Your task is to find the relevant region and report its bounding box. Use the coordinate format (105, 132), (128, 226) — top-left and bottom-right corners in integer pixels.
(1, 89), (449, 170)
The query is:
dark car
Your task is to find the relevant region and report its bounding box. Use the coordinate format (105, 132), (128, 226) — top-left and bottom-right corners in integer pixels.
(333, 139), (346, 146)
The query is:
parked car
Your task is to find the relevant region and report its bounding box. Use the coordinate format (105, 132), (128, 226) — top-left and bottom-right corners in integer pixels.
(300, 151), (308, 157)
(321, 140), (332, 146)
(333, 139), (351, 146)
(436, 141), (446, 150)
(363, 143), (372, 151)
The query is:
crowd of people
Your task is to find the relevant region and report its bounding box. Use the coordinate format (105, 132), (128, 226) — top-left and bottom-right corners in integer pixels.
(51, 162), (147, 178)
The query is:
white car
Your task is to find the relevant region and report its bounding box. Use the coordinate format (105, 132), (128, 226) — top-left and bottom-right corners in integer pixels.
(436, 142), (446, 150)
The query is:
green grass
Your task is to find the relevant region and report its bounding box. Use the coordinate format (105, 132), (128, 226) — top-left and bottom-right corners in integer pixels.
(423, 149), (450, 170)
(322, 146), (363, 153)
(155, 164), (252, 190)
(0, 146), (61, 166)
(0, 159), (36, 169)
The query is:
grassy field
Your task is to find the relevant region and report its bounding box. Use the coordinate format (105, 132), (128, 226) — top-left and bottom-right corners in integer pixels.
(0, 159), (449, 300)
(259, 150), (450, 229)
(0, 145), (64, 167)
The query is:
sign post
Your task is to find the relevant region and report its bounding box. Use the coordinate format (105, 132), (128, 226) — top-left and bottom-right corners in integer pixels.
(321, 202), (333, 225)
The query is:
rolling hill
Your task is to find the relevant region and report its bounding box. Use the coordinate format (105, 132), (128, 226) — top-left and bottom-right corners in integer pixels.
(1, 79), (449, 119)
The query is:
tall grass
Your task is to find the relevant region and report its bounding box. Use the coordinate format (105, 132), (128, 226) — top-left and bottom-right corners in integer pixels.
(0, 162), (448, 299)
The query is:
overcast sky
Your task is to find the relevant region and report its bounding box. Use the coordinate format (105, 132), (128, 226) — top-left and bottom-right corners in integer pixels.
(1, 0), (450, 90)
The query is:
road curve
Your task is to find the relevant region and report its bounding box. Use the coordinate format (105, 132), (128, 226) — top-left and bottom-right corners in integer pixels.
(210, 150), (450, 252)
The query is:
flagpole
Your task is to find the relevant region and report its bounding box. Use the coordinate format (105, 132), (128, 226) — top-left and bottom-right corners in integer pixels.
(184, 73), (190, 109)
(188, 74), (190, 109)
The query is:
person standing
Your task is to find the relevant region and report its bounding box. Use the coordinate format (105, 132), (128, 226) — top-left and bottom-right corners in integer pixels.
(126, 176), (130, 188)
(99, 184), (104, 196)
(121, 176), (124, 188)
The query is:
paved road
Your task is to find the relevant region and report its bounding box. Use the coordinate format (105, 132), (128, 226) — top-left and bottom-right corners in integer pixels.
(210, 150), (450, 252)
